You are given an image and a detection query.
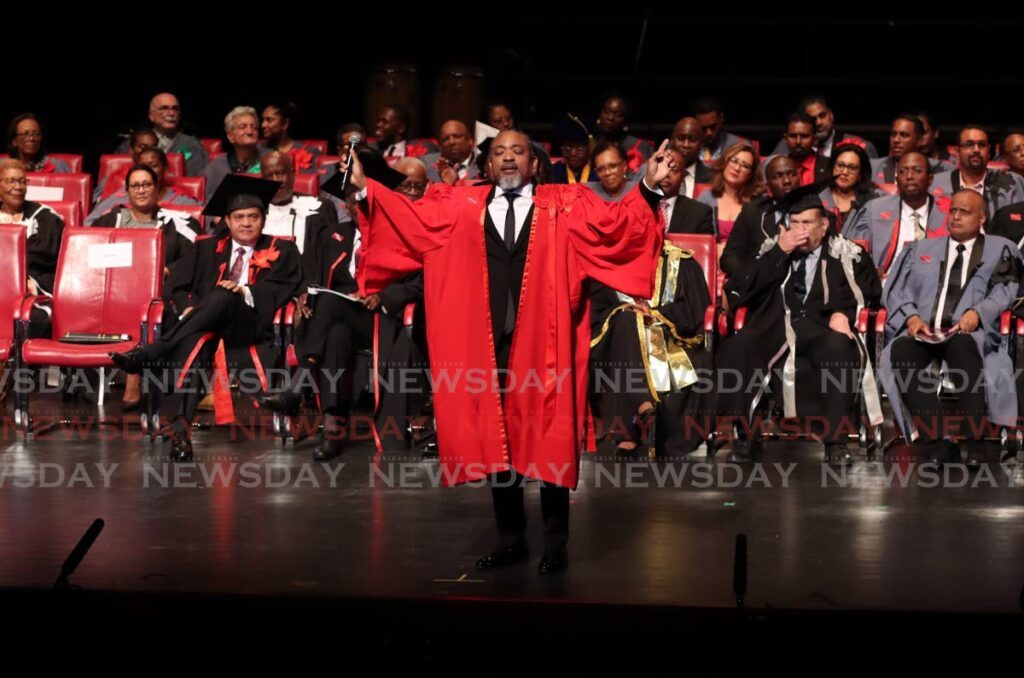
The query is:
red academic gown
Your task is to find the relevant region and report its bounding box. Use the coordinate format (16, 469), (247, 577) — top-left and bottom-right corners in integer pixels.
(356, 179), (662, 488)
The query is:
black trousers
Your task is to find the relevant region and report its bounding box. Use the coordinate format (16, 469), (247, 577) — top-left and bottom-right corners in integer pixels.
(293, 293), (374, 415)
(589, 311), (653, 444)
(144, 288), (264, 432)
(889, 334), (986, 441)
(490, 332), (570, 554)
(718, 318), (861, 442)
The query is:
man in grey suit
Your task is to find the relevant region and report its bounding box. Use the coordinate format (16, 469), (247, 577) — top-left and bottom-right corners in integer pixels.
(929, 126), (1024, 219)
(422, 120), (480, 184)
(877, 190), (1021, 467)
(844, 152), (949, 274)
(693, 97), (748, 165)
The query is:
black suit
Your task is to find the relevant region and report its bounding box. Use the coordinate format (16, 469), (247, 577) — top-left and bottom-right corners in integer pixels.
(721, 195), (784, 279)
(665, 195), (716, 236)
(989, 200), (1024, 246)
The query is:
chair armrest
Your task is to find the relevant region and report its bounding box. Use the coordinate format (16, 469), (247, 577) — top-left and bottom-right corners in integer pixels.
(403, 302), (416, 328)
(1000, 309), (1012, 336)
(856, 307), (872, 335)
(874, 307), (888, 335)
(734, 307), (748, 332)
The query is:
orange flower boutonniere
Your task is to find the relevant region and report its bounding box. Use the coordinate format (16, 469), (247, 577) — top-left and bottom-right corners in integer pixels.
(248, 245), (281, 284)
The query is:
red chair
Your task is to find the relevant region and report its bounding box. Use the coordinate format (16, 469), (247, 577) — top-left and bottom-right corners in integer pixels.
(0, 225), (26, 375)
(167, 175), (205, 202)
(99, 154), (185, 182)
(665, 233), (718, 351)
(26, 173), (91, 215)
(48, 154), (83, 173)
(299, 140), (327, 155)
(877, 183), (898, 196)
(161, 203), (204, 221)
(318, 156), (340, 175)
(15, 228), (165, 438)
(988, 161), (1009, 171)
(201, 138), (223, 156)
(293, 173), (319, 196)
(46, 201), (82, 229)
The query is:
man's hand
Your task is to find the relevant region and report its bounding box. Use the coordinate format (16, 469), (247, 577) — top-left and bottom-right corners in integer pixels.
(363, 293), (383, 311)
(828, 312), (854, 339)
(958, 309), (980, 333)
(906, 314), (932, 338)
(338, 144), (366, 191)
(436, 158), (458, 186)
(26, 278), (38, 296)
(297, 292), (313, 319)
(777, 227), (809, 254)
(217, 280), (245, 295)
(633, 300), (653, 318)
(645, 139), (676, 186)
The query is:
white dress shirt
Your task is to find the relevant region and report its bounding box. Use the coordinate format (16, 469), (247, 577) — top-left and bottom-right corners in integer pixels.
(681, 164), (697, 199)
(933, 237), (976, 328)
(898, 199), (931, 252)
(488, 183), (535, 244)
(265, 202), (308, 253)
(959, 171), (986, 195)
(383, 139), (407, 159)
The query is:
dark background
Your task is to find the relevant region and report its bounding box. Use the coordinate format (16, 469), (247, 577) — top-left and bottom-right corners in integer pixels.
(8, 10), (1024, 172)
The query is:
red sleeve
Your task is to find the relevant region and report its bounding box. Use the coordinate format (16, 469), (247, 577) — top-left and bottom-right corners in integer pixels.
(566, 183), (663, 299)
(355, 178), (456, 294)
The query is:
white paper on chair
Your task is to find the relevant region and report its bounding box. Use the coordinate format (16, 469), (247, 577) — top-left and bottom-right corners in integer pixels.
(914, 327), (960, 344)
(87, 243), (133, 269)
(25, 186), (64, 202)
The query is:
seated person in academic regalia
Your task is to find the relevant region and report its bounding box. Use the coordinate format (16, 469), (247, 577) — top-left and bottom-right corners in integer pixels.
(248, 150), (339, 249)
(592, 94), (655, 174)
(423, 120), (480, 185)
(762, 112), (829, 187)
(370, 105), (437, 166)
(768, 95), (878, 159)
(585, 141), (641, 203)
(257, 151), (426, 460)
(693, 97), (749, 165)
(870, 114), (953, 183)
(94, 128), (159, 204)
(877, 190), (1021, 467)
(817, 143), (881, 233)
(257, 101), (321, 174)
(110, 175), (303, 461)
(202, 106), (262, 199)
(6, 113), (72, 173)
(843, 152), (949, 275)
(716, 190), (882, 466)
(589, 238), (714, 457)
(719, 156), (799, 281)
(86, 147), (201, 225)
(0, 159), (64, 337)
(117, 93), (208, 176)
(92, 163), (202, 411)
(548, 114), (593, 185)
(929, 126), (1024, 219)
(988, 198), (1024, 248)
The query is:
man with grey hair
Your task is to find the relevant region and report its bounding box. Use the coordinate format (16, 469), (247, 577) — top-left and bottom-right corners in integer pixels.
(201, 106), (262, 198)
(117, 92), (208, 176)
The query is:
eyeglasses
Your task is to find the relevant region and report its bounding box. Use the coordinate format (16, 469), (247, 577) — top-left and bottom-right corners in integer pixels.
(834, 162), (861, 174)
(399, 180), (428, 193)
(726, 157), (754, 172)
(128, 181), (156, 192)
(594, 161), (625, 176)
(16, 131), (41, 139)
(896, 166), (928, 176)
(959, 140), (990, 149)
(0, 177), (28, 187)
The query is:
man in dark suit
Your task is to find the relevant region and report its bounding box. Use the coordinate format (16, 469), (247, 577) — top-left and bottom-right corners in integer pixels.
(720, 156), (800, 281)
(670, 117), (712, 198)
(717, 193), (882, 465)
(769, 95), (878, 159)
(422, 120), (480, 184)
(657, 148), (715, 236)
(781, 112), (830, 187)
(988, 199), (1024, 247)
(111, 175), (303, 461)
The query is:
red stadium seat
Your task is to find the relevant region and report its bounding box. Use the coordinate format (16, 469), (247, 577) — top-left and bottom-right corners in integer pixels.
(299, 140), (327, 155)
(0, 225), (26, 366)
(26, 172), (91, 216)
(988, 161), (1009, 171)
(48, 154), (83, 173)
(293, 173), (319, 196)
(99, 153), (185, 182)
(167, 175), (206, 202)
(16, 228), (165, 438)
(665, 233), (718, 351)
(46, 201), (82, 229)
(201, 138), (223, 156)
(161, 204), (204, 221)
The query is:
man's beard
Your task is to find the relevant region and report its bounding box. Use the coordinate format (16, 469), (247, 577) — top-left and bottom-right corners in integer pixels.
(497, 170), (524, 190)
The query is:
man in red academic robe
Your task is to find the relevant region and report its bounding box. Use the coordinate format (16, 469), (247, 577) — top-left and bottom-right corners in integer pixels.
(345, 132), (676, 574)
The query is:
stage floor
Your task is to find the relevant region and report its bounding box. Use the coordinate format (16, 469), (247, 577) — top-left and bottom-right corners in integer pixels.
(2, 398), (1024, 618)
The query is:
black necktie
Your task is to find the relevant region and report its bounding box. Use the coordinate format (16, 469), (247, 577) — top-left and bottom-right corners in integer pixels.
(940, 243), (967, 328)
(502, 192), (518, 336)
(792, 255), (808, 301)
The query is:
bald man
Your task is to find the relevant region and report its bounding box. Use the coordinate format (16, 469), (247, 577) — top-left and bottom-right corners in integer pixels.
(1002, 133), (1024, 180)
(669, 117), (712, 197)
(422, 120), (480, 184)
(116, 92), (208, 176)
(394, 157), (429, 201)
(879, 189), (1022, 467)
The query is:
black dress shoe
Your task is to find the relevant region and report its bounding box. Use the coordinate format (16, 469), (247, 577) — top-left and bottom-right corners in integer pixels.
(255, 391), (301, 415)
(109, 345), (146, 375)
(824, 443), (855, 466)
(475, 541), (529, 570)
(538, 549), (568, 574)
(313, 434), (342, 462)
(729, 437), (761, 464)
(926, 439), (959, 466)
(965, 441), (988, 469)
(170, 435), (193, 463)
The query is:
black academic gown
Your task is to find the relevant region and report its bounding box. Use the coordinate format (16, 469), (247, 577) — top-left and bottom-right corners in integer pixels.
(589, 245), (714, 455)
(5, 200), (64, 294)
